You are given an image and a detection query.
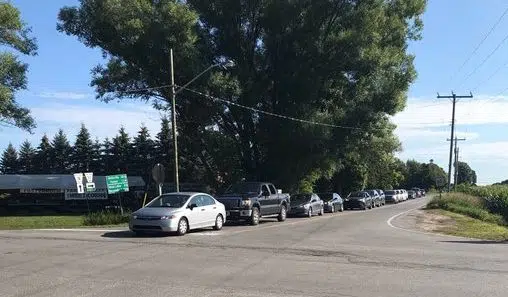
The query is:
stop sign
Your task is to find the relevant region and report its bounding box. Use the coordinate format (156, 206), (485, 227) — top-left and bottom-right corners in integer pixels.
(152, 163), (165, 185)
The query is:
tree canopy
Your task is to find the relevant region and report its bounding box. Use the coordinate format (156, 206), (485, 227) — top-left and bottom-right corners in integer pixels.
(456, 161), (477, 185)
(57, 0), (426, 191)
(0, 1), (37, 131)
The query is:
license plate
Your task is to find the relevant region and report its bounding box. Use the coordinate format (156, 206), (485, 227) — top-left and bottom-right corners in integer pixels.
(226, 211), (230, 216)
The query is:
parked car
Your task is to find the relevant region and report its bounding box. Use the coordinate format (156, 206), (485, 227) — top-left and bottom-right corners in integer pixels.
(129, 192), (226, 236)
(407, 190), (417, 199)
(384, 190), (398, 204)
(421, 189), (426, 197)
(344, 191), (373, 210)
(289, 193), (324, 217)
(216, 182), (290, 225)
(377, 189), (386, 205)
(400, 189), (408, 201)
(367, 190), (381, 207)
(317, 192), (344, 213)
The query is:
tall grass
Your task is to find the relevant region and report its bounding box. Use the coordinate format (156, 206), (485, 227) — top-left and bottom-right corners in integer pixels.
(427, 193), (506, 226)
(455, 184), (508, 222)
(83, 210), (130, 226)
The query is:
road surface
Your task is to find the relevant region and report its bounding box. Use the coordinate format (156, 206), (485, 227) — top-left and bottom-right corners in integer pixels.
(1, 197), (507, 297)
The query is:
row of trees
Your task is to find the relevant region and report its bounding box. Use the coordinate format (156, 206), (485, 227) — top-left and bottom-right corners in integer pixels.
(0, 121), (173, 182)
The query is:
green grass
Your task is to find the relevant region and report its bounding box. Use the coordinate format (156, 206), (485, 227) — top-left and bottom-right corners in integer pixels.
(0, 211), (130, 230)
(0, 215), (86, 230)
(431, 209), (508, 241)
(427, 193), (506, 226)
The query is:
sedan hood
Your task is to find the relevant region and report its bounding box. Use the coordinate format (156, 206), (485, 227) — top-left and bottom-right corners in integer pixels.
(133, 207), (181, 217)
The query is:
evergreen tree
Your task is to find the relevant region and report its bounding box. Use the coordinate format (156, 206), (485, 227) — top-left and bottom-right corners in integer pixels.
(51, 129), (72, 173)
(110, 127), (131, 173)
(0, 143), (19, 174)
(132, 124), (155, 178)
(72, 124), (93, 172)
(89, 138), (102, 174)
(18, 140), (36, 174)
(155, 117), (172, 177)
(101, 137), (113, 175)
(35, 135), (52, 173)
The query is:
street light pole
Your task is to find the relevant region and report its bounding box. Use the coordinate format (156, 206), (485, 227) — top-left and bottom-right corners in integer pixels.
(170, 49), (179, 192)
(168, 48), (234, 193)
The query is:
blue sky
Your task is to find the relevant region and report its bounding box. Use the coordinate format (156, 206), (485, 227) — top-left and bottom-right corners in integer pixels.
(1, 0), (508, 184)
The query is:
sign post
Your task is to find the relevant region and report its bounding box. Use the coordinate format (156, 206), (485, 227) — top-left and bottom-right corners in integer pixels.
(106, 174), (129, 215)
(152, 163), (165, 196)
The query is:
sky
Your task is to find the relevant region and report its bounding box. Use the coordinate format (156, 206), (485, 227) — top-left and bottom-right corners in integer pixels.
(1, 0), (508, 185)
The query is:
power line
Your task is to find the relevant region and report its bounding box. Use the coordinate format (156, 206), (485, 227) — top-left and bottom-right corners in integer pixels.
(456, 32), (508, 89)
(179, 86), (373, 131)
(448, 6), (508, 87)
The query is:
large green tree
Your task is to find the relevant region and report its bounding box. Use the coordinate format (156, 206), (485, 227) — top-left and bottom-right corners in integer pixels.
(0, 143), (18, 173)
(0, 1), (37, 131)
(110, 127), (131, 173)
(18, 140), (36, 173)
(50, 129), (72, 173)
(34, 135), (52, 173)
(72, 124), (93, 172)
(58, 0), (426, 190)
(456, 161), (477, 185)
(132, 124), (155, 178)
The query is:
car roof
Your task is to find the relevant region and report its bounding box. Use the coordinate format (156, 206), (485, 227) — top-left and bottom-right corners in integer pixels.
(161, 192), (209, 196)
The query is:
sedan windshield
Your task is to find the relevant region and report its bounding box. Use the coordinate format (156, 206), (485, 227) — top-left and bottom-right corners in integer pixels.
(348, 192), (365, 198)
(146, 194), (190, 208)
(317, 193), (333, 201)
(291, 194), (311, 204)
(225, 183), (260, 194)
(385, 190), (395, 195)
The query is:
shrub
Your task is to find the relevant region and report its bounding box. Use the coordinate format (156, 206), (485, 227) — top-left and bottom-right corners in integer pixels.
(427, 193), (506, 226)
(83, 210), (130, 226)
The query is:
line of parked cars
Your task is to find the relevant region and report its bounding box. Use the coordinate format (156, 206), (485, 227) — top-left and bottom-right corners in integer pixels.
(129, 182), (426, 236)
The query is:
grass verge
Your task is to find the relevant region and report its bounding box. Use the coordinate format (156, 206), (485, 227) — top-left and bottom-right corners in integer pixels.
(0, 212), (130, 230)
(427, 209), (508, 241)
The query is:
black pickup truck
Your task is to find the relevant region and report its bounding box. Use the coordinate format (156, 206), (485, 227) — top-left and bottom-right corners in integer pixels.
(216, 182), (290, 225)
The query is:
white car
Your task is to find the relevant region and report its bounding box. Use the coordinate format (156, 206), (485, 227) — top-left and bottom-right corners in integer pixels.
(129, 192), (226, 236)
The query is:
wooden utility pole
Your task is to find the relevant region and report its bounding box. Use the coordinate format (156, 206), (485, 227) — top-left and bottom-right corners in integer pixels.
(438, 92), (473, 191)
(447, 137), (466, 190)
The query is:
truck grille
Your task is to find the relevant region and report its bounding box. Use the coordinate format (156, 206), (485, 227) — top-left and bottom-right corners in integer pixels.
(219, 199), (240, 209)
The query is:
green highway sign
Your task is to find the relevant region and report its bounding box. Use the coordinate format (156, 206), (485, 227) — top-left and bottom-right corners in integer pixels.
(106, 174), (129, 194)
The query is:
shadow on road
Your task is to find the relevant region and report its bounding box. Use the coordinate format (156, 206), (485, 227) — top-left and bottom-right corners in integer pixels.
(101, 231), (173, 238)
(224, 219), (272, 227)
(439, 240), (508, 244)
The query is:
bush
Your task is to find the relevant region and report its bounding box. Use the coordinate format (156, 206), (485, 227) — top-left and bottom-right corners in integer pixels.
(83, 210), (130, 226)
(427, 193), (506, 226)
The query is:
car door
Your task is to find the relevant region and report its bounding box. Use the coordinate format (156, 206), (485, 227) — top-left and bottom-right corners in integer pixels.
(199, 195), (219, 226)
(267, 184), (280, 214)
(335, 193), (343, 208)
(259, 184), (272, 216)
(310, 194), (320, 214)
(187, 195), (207, 229)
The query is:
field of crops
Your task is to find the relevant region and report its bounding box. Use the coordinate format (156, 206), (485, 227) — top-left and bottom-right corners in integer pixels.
(455, 184), (508, 222)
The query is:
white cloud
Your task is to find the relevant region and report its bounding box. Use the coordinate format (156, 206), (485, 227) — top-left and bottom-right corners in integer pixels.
(38, 91), (90, 100)
(392, 95), (508, 129)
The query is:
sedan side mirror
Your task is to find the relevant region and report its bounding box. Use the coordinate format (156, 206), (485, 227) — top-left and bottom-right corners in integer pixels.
(188, 203), (198, 210)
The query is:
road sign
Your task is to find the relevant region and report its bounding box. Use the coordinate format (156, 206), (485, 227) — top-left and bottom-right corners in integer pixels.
(86, 182), (96, 192)
(77, 183), (85, 194)
(84, 172), (93, 183)
(152, 163), (165, 185)
(106, 174), (129, 194)
(73, 173), (83, 184)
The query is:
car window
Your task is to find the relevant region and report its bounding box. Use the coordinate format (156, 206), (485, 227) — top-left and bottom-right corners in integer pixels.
(262, 185), (270, 195)
(268, 184), (276, 194)
(189, 196), (205, 207)
(200, 195), (215, 206)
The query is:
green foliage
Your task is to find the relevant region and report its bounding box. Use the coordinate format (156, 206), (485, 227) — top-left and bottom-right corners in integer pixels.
(18, 140), (36, 173)
(34, 135), (52, 173)
(0, 143), (18, 173)
(455, 184), (508, 223)
(82, 210), (130, 226)
(51, 129), (72, 173)
(131, 124), (155, 178)
(401, 159), (447, 190)
(57, 0), (427, 192)
(456, 161), (477, 185)
(427, 193), (505, 226)
(0, 1), (37, 131)
(72, 124), (94, 172)
(110, 127), (131, 173)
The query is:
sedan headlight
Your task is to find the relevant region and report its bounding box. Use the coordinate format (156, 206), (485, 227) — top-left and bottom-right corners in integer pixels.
(132, 215), (137, 219)
(160, 215), (176, 220)
(303, 203), (310, 209)
(241, 199), (251, 207)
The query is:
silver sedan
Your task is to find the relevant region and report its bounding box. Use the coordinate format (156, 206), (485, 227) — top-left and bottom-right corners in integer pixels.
(129, 192), (226, 236)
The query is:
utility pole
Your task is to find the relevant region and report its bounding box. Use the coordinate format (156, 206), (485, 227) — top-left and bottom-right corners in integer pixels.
(447, 137), (466, 190)
(170, 49), (179, 192)
(438, 92), (473, 191)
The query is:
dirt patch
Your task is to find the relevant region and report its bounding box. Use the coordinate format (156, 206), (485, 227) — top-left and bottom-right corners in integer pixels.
(414, 209), (456, 232)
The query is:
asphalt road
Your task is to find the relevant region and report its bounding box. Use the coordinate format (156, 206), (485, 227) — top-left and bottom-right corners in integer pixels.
(1, 197), (507, 297)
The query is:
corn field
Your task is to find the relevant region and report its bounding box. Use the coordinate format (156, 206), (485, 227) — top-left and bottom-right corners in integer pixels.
(455, 184), (508, 222)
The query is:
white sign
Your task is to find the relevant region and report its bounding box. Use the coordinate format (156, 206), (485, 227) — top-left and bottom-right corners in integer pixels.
(77, 183), (85, 194)
(73, 173), (84, 185)
(84, 172), (93, 183)
(65, 188), (108, 200)
(86, 182), (96, 192)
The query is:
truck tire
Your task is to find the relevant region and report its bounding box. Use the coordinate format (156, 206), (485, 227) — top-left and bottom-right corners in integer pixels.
(250, 207), (260, 225)
(277, 205), (287, 222)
